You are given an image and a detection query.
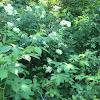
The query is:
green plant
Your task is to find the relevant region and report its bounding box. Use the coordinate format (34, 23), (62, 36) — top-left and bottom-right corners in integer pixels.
(0, 0), (100, 100)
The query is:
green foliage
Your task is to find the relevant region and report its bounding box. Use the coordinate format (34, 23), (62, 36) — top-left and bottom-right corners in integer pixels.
(0, 0), (100, 100)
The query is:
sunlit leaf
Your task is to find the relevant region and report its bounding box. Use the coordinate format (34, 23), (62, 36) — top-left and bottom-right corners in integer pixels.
(22, 55), (31, 62)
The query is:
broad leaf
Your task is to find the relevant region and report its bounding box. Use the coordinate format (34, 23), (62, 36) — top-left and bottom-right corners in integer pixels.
(8, 64), (18, 75)
(0, 69), (8, 81)
(21, 84), (31, 94)
(11, 83), (20, 93)
(35, 47), (42, 55)
(0, 45), (11, 53)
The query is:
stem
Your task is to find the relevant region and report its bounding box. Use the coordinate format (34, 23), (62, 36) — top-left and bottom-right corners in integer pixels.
(37, 90), (45, 100)
(3, 73), (9, 100)
(16, 39), (36, 61)
(0, 87), (4, 90)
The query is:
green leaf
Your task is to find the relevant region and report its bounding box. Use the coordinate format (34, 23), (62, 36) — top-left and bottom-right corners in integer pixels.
(0, 69), (8, 81)
(79, 61), (89, 67)
(64, 64), (74, 73)
(20, 93), (30, 99)
(41, 47), (49, 53)
(35, 47), (42, 55)
(15, 94), (20, 100)
(28, 53), (40, 59)
(0, 45), (11, 53)
(20, 84), (31, 94)
(51, 74), (64, 86)
(33, 78), (37, 84)
(8, 64), (18, 75)
(11, 83), (20, 93)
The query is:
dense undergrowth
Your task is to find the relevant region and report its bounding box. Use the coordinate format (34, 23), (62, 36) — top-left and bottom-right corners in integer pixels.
(0, 0), (100, 100)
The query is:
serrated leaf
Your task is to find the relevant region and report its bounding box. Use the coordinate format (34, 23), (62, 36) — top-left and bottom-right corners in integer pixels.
(0, 69), (8, 81)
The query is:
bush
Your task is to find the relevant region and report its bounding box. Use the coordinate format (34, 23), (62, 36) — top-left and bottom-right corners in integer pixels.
(0, 0), (100, 100)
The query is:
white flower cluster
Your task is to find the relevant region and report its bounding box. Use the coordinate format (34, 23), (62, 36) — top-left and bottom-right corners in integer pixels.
(47, 58), (52, 64)
(53, 5), (61, 11)
(57, 67), (61, 73)
(45, 66), (52, 73)
(7, 22), (13, 27)
(48, 31), (56, 36)
(16, 18), (20, 21)
(0, 2), (3, 7)
(58, 42), (64, 47)
(43, 65), (52, 73)
(60, 20), (71, 27)
(42, 41), (46, 45)
(35, 6), (40, 9)
(26, 6), (32, 11)
(56, 49), (63, 55)
(40, 10), (45, 18)
(48, 31), (58, 40)
(13, 27), (20, 33)
(43, 65), (47, 69)
(4, 4), (18, 15)
(59, 26), (66, 31)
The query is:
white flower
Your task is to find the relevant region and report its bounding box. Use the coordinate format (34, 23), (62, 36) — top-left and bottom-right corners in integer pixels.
(43, 65), (46, 69)
(32, 37), (37, 40)
(44, 45), (49, 48)
(48, 31), (58, 40)
(16, 18), (20, 21)
(53, 5), (61, 11)
(57, 67), (61, 73)
(47, 58), (52, 64)
(4, 4), (13, 15)
(13, 27), (20, 33)
(58, 42), (64, 47)
(43, 41), (46, 45)
(46, 66), (52, 73)
(52, 31), (56, 35)
(50, 11), (53, 14)
(40, 10), (45, 18)
(7, 22), (13, 27)
(59, 27), (66, 31)
(26, 6), (32, 11)
(15, 63), (20, 67)
(49, 31), (56, 37)
(35, 6), (40, 9)
(0, 2), (3, 7)
(13, 10), (18, 15)
(56, 49), (63, 55)
(60, 20), (71, 27)
(4, 4), (13, 11)
(4, 4), (18, 15)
